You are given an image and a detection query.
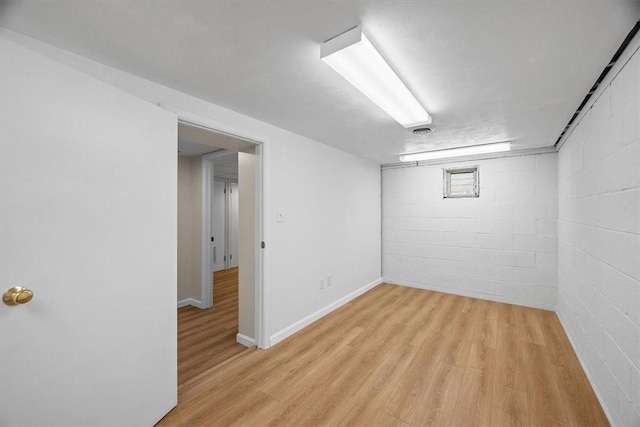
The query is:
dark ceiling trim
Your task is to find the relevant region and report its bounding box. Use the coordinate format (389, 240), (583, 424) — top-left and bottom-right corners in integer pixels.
(554, 20), (640, 147)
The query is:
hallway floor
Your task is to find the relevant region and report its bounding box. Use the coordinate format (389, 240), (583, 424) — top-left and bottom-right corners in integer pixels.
(178, 267), (246, 385)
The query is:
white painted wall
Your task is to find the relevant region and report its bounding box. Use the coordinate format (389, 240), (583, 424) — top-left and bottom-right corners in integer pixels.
(268, 136), (382, 343)
(177, 155), (203, 305)
(556, 37), (640, 426)
(383, 152), (558, 309)
(0, 30), (382, 348)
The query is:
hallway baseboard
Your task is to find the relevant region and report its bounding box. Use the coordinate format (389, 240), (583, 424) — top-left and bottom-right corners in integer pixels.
(236, 333), (256, 348)
(177, 298), (203, 309)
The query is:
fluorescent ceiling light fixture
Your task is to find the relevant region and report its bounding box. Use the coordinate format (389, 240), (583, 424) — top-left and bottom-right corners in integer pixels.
(399, 142), (511, 162)
(321, 26), (431, 128)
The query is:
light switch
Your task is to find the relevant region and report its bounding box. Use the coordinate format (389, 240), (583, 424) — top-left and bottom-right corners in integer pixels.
(277, 208), (285, 223)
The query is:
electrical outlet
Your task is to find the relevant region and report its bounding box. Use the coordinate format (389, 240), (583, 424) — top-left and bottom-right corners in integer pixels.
(327, 274), (332, 286)
(319, 278), (324, 290)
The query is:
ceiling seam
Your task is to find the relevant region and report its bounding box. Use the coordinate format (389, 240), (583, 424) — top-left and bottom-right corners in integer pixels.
(554, 20), (640, 149)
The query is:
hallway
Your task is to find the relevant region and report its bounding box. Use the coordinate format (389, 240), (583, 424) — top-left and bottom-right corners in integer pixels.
(178, 268), (246, 385)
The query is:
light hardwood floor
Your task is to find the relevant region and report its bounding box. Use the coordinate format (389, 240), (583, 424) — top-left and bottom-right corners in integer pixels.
(178, 267), (246, 385)
(161, 283), (608, 426)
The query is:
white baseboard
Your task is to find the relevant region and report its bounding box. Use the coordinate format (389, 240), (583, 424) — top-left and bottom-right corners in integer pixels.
(236, 333), (256, 348)
(269, 277), (383, 347)
(177, 298), (203, 309)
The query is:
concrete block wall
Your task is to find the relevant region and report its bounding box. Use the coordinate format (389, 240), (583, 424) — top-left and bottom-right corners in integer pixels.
(557, 44), (640, 426)
(382, 152), (558, 309)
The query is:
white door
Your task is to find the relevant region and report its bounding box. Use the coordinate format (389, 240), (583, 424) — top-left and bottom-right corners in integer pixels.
(212, 179), (227, 272)
(229, 181), (240, 268)
(0, 36), (177, 425)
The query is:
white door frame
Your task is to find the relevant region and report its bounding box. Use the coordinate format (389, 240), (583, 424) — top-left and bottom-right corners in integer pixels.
(210, 177), (239, 271)
(211, 177), (229, 273)
(204, 152), (237, 289)
(178, 118), (266, 349)
(227, 180), (239, 269)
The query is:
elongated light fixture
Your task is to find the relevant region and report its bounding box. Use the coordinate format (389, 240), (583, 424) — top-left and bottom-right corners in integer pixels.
(321, 26), (431, 128)
(399, 142), (511, 162)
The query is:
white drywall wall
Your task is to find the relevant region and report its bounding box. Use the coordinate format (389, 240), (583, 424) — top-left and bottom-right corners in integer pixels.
(268, 134), (382, 340)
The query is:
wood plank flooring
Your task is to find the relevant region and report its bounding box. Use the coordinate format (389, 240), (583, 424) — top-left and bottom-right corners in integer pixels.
(160, 283), (608, 426)
(178, 267), (246, 385)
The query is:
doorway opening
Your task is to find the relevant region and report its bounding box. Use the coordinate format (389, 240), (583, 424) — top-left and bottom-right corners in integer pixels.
(176, 120), (263, 385)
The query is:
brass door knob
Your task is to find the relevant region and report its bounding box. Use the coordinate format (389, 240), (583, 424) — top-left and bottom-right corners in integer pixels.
(3, 286), (34, 306)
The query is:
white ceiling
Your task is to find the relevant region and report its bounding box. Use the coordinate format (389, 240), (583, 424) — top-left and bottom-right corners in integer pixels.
(177, 139), (221, 157)
(1, 1), (638, 164)
(178, 122), (256, 154)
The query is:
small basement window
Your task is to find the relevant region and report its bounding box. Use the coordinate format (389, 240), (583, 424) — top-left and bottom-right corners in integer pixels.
(444, 167), (479, 198)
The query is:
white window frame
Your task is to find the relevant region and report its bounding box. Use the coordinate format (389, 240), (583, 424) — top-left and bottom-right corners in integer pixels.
(443, 166), (479, 198)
